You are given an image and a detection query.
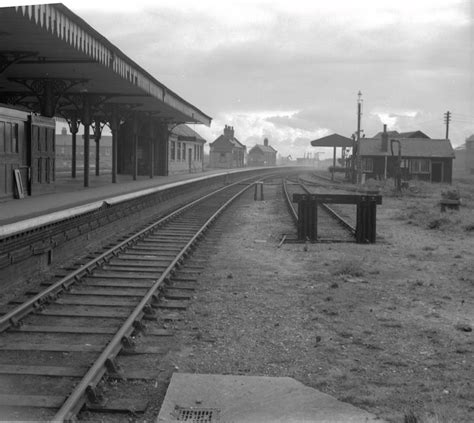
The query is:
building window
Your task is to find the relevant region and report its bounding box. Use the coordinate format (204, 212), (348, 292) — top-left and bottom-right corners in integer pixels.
(361, 157), (373, 172)
(182, 143), (186, 160)
(410, 159), (430, 173)
(177, 142), (181, 161)
(170, 141), (176, 161)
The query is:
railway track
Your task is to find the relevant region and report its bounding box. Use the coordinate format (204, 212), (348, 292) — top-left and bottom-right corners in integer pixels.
(0, 178), (259, 421)
(283, 178), (356, 242)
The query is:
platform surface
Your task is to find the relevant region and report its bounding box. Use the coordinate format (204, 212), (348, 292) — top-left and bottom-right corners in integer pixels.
(157, 373), (385, 422)
(0, 169), (230, 226)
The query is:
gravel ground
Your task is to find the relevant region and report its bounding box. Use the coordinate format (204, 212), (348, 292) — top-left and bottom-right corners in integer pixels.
(140, 177), (473, 423)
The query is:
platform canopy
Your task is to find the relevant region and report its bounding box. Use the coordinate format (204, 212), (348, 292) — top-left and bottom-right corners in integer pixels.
(0, 4), (211, 125)
(310, 133), (353, 148)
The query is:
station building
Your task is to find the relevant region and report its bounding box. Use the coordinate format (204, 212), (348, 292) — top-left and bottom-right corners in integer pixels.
(209, 125), (246, 169)
(168, 124), (206, 174)
(360, 127), (455, 183)
(247, 138), (277, 166)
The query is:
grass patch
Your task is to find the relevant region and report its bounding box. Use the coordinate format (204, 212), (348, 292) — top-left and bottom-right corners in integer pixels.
(332, 259), (365, 277)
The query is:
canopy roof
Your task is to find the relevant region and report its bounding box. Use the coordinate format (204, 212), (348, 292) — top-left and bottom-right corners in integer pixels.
(0, 4), (211, 125)
(310, 133), (353, 148)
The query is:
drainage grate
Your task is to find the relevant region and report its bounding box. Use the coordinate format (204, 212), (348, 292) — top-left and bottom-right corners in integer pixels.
(174, 406), (220, 422)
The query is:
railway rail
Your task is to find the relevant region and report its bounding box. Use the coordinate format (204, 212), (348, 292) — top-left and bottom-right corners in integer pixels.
(283, 178), (356, 242)
(0, 177), (263, 421)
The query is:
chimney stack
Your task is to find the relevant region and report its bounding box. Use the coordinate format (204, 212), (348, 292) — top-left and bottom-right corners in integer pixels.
(264, 137), (269, 147)
(381, 124), (388, 152)
(223, 125), (234, 139)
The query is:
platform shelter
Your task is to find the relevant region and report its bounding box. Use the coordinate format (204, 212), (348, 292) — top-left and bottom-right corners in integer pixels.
(0, 4), (211, 197)
(310, 133), (354, 181)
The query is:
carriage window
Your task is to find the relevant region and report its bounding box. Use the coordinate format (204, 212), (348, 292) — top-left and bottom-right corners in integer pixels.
(0, 121), (4, 152)
(32, 126), (39, 151)
(48, 128), (55, 152)
(46, 158), (50, 183)
(37, 158), (42, 182)
(12, 124), (18, 153)
(4, 123), (11, 153)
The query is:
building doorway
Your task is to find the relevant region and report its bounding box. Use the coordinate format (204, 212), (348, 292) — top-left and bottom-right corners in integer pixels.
(431, 161), (443, 182)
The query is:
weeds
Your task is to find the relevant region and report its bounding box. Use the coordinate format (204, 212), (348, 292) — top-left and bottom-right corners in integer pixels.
(332, 259), (364, 277)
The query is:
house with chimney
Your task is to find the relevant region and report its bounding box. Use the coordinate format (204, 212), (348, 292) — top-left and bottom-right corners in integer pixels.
(209, 125), (246, 169)
(247, 138), (277, 166)
(359, 125), (455, 183)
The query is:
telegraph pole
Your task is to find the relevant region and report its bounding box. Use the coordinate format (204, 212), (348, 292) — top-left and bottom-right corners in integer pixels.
(356, 91), (363, 184)
(444, 111), (451, 139)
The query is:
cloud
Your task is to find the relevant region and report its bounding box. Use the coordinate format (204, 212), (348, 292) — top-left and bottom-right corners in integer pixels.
(13, 0), (470, 149)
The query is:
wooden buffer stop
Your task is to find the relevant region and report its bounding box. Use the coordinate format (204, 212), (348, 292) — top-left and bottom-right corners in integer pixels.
(292, 193), (382, 243)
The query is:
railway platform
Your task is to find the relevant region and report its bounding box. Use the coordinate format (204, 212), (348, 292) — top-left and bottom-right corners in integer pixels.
(0, 169), (233, 227)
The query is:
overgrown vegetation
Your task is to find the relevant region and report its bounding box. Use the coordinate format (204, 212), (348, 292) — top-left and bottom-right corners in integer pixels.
(332, 259), (365, 277)
(365, 175), (474, 232)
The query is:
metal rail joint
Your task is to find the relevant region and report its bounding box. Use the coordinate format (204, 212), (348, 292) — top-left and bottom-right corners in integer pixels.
(292, 193), (382, 243)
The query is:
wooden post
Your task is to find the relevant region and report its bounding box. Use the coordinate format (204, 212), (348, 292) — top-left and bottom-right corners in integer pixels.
(133, 112), (138, 181)
(355, 197), (377, 243)
(332, 146), (336, 181)
(94, 117), (101, 176)
(149, 115), (154, 179)
(110, 105), (119, 183)
(297, 199), (317, 241)
(69, 115), (78, 179)
(82, 94), (91, 188)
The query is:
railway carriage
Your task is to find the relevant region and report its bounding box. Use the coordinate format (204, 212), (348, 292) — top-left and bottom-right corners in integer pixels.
(0, 105), (56, 200)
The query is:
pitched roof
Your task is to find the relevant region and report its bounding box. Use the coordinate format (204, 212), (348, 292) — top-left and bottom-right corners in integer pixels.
(398, 131), (430, 139)
(372, 130), (430, 139)
(360, 138), (455, 158)
(249, 144), (277, 154)
(170, 124), (206, 143)
(310, 133), (353, 147)
(372, 130), (400, 139)
(210, 134), (246, 149)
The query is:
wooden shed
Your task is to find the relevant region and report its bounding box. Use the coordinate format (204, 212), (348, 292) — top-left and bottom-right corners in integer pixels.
(359, 134), (455, 183)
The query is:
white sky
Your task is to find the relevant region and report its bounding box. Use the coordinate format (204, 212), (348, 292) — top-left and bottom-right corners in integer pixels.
(4, 0), (473, 157)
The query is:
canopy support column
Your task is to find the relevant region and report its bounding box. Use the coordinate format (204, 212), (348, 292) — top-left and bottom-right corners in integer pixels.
(82, 94), (91, 188)
(332, 146), (336, 181)
(110, 105), (119, 184)
(132, 112), (138, 181)
(67, 114), (79, 179)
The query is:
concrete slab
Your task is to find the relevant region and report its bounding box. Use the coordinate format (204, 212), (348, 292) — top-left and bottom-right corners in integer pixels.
(157, 373), (385, 422)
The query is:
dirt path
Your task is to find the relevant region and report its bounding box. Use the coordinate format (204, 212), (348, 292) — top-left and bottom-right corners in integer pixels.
(153, 179), (473, 423)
